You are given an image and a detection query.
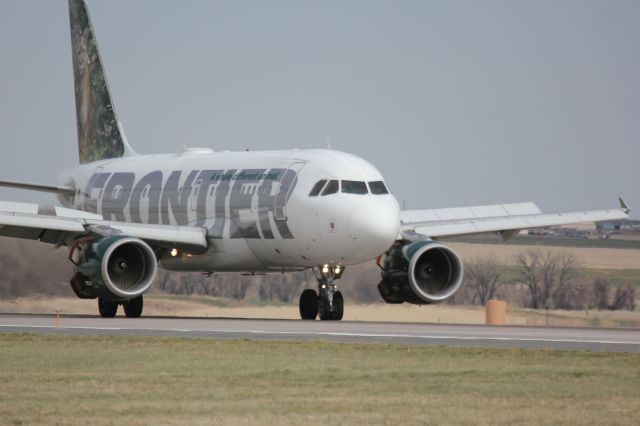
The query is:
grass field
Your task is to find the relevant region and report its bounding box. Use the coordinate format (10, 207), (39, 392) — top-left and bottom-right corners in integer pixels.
(492, 265), (640, 289)
(447, 235), (640, 250)
(447, 242), (640, 270)
(0, 334), (639, 425)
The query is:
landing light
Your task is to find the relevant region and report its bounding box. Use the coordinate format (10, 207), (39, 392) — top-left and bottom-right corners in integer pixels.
(322, 264), (330, 274)
(334, 266), (341, 275)
(170, 248), (179, 257)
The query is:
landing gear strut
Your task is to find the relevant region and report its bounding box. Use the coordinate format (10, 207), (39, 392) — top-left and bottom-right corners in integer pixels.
(298, 265), (345, 321)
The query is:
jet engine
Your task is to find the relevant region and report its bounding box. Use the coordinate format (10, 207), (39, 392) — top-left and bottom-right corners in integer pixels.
(69, 236), (158, 301)
(377, 241), (463, 305)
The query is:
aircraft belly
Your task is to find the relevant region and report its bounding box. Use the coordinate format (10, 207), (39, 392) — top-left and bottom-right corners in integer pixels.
(245, 238), (309, 268)
(160, 238), (266, 272)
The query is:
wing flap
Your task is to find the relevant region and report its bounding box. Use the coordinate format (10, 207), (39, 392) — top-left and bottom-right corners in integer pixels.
(85, 221), (207, 252)
(0, 212), (85, 233)
(0, 201), (39, 215)
(0, 204), (208, 253)
(0, 211), (85, 243)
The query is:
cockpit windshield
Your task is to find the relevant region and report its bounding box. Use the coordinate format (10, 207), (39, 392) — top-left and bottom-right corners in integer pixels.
(309, 179), (387, 196)
(321, 180), (340, 196)
(309, 180), (327, 196)
(341, 180), (368, 194)
(368, 181), (389, 195)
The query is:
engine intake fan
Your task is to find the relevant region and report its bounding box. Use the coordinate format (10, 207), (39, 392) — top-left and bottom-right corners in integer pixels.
(377, 241), (463, 305)
(70, 236), (158, 301)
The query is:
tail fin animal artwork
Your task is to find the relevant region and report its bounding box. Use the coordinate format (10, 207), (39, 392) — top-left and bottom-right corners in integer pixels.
(69, 0), (134, 163)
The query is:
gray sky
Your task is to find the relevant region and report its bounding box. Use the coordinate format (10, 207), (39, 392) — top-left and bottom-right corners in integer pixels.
(1, 0), (639, 217)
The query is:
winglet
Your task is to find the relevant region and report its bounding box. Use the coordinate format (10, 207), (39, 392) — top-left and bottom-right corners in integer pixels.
(619, 197), (630, 214)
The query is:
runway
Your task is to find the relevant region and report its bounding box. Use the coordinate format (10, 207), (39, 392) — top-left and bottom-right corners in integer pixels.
(1, 314), (639, 352)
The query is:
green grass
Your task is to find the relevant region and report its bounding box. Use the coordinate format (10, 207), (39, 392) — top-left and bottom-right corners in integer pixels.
(1, 334), (639, 425)
(583, 268), (640, 288)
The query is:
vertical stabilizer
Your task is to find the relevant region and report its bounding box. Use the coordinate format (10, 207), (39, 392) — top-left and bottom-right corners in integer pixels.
(69, 0), (135, 164)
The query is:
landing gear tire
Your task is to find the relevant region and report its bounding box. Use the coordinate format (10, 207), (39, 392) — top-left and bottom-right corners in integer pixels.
(123, 295), (144, 318)
(333, 291), (344, 321)
(318, 297), (332, 321)
(319, 291), (344, 321)
(299, 289), (318, 320)
(98, 298), (118, 318)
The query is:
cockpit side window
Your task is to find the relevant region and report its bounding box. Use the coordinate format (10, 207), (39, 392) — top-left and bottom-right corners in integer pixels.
(321, 180), (339, 196)
(341, 180), (368, 194)
(309, 180), (327, 196)
(368, 181), (389, 195)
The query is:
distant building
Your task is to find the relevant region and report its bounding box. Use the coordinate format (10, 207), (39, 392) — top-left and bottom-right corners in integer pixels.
(598, 222), (617, 232)
(560, 223), (596, 231)
(596, 219), (640, 232)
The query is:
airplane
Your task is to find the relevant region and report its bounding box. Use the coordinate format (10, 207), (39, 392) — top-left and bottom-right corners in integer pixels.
(0, 0), (629, 320)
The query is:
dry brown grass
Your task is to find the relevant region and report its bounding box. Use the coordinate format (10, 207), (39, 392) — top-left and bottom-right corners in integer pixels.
(448, 242), (640, 269)
(0, 296), (489, 323)
(3, 295), (640, 328)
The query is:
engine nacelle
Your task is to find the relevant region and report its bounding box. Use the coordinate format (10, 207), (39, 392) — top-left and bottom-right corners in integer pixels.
(70, 236), (158, 301)
(377, 241), (463, 305)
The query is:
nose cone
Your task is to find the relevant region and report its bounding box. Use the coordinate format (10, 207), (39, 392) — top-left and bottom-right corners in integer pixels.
(349, 199), (400, 257)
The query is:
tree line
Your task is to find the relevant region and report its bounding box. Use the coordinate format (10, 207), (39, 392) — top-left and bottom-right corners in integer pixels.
(0, 239), (636, 311)
(449, 250), (635, 311)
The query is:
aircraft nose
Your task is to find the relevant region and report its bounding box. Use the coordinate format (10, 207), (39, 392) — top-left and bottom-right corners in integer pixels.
(349, 200), (400, 255)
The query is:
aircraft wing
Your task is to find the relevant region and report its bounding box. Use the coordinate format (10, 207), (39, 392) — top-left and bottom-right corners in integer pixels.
(0, 180), (75, 195)
(400, 200), (630, 241)
(0, 201), (207, 253)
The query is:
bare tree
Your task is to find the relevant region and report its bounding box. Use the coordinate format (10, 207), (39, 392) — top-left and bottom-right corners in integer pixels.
(258, 272), (307, 303)
(515, 250), (579, 309)
(550, 254), (580, 309)
(611, 285), (636, 311)
(592, 278), (611, 310)
(464, 257), (502, 305)
(515, 250), (544, 309)
(553, 280), (587, 310)
(154, 271), (251, 300)
(206, 274), (251, 300)
(0, 239), (72, 298)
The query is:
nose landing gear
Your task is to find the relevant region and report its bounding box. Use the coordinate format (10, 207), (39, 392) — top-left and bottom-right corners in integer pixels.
(298, 265), (345, 321)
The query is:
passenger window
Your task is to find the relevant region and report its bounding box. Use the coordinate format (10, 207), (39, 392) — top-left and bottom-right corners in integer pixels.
(368, 181), (389, 195)
(309, 180), (327, 196)
(341, 180), (368, 194)
(321, 180), (339, 196)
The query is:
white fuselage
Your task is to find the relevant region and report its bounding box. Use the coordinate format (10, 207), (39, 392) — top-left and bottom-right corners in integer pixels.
(58, 149), (401, 273)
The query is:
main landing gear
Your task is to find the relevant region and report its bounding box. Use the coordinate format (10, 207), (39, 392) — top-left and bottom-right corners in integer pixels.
(97, 295), (144, 318)
(299, 265), (345, 321)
